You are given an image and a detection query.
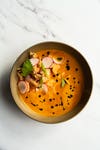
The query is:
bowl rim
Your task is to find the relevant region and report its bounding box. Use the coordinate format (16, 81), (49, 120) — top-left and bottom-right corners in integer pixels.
(10, 41), (93, 124)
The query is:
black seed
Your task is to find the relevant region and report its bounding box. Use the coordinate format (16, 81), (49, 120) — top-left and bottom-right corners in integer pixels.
(73, 77), (76, 80)
(53, 98), (55, 100)
(66, 77), (69, 80)
(67, 103), (69, 105)
(43, 99), (45, 102)
(61, 101), (63, 106)
(42, 54), (45, 57)
(63, 107), (65, 110)
(55, 104), (58, 107)
(25, 96), (28, 98)
(70, 85), (72, 87)
(56, 92), (59, 95)
(51, 106), (54, 109)
(75, 68), (78, 71)
(53, 75), (55, 77)
(56, 73), (59, 76)
(38, 95), (41, 98)
(66, 65), (70, 70)
(78, 81), (80, 84)
(56, 79), (58, 82)
(73, 86), (75, 88)
(47, 51), (50, 55)
(52, 112), (55, 114)
(72, 90), (74, 92)
(49, 98), (52, 102)
(39, 108), (43, 111)
(31, 103), (36, 106)
(70, 88), (72, 89)
(67, 60), (69, 62)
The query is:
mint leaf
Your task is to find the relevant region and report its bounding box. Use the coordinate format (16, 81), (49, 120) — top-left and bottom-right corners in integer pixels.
(61, 78), (66, 87)
(21, 59), (33, 77)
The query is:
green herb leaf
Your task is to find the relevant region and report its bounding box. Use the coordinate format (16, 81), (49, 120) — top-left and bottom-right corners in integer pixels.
(41, 63), (47, 76)
(57, 57), (62, 61)
(21, 59), (33, 77)
(61, 78), (66, 87)
(39, 77), (43, 88)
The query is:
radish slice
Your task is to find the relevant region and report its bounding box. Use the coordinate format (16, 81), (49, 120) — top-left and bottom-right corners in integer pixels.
(25, 75), (31, 82)
(42, 57), (53, 68)
(18, 81), (30, 94)
(42, 84), (48, 94)
(30, 58), (39, 66)
(53, 57), (63, 64)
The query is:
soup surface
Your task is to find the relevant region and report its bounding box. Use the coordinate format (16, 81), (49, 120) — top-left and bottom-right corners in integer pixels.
(17, 49), (84, 117)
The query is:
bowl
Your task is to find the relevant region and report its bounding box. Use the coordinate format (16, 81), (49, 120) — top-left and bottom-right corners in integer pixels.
(10, 41), (93, 123)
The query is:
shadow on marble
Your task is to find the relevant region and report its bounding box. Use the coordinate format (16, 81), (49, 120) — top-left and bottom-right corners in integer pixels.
(0, 68), (57, 139)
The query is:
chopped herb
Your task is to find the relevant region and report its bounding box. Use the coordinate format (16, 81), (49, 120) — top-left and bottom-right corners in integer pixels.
(61, 78), (66, 87)
(57, 57), (62, 61)
(39, 77), (43, 87)
(21, 59), (33, 77)
(41, 63), (47, 76)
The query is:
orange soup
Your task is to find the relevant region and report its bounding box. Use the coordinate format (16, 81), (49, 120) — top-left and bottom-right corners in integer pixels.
(17, 49), (84, 117)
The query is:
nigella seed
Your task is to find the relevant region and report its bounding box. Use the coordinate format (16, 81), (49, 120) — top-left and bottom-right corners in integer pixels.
(49, 98), (52, 102)
(55, 104), (58, 107)
(47, 51), (50, 55)
(75, 68), (78, 71)
(38, 95), (41, 98)
(31, 103), (36, 106)
(56, 92), (59, 95)
(51, 106), (54, 109)
(42, 54), (45, 57)
(53, 75), (56, 77)
(39, 108), (43, 111)
(66, 65), (70, 70)
(56, 79), (58, 82)
(78, 81), (80, 84)
(63, 107), (65, 111)
(67, 60), (69, 62)
(56, 73), (59, 76)
(25, 96), (28, 98)
(52, 112), (55, 114)
(43, 99), (45, 102)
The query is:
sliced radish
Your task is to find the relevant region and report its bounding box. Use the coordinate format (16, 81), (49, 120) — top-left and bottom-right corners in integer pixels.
(42, 84), (48, 94)
(18, 80), (30, 94)
(25, 75), (31, 82)
(53, 57), (63, 64)
(42, 57), (53, 68)
(30, 58), (39, 66)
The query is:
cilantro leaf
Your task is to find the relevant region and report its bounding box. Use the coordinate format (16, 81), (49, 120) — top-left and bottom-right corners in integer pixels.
(41, 63), (47, 76)
(39, 77), (43, 88)
(21, 59), (33, 77)
(61, 78), (66, 87)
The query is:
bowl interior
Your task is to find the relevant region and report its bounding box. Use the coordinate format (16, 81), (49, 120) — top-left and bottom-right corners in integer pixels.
(10, 42), (93, 123)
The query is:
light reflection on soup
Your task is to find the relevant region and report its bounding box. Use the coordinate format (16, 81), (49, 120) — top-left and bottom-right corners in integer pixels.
(18, 49), (84, 117)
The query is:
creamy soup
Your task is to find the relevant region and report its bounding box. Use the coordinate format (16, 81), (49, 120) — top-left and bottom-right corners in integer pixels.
(17, 49), (84, 117)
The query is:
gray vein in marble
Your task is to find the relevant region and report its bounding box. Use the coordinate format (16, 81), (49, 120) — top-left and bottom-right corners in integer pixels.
(0, 0), (61, 39)
(16, 0), (59, 38)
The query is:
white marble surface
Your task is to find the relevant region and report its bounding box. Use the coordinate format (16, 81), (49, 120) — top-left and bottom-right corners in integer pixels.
(0, 0), (100, 150)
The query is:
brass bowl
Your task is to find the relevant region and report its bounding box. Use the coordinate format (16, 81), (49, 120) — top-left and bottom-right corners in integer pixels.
(10, 41), (93, 123)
